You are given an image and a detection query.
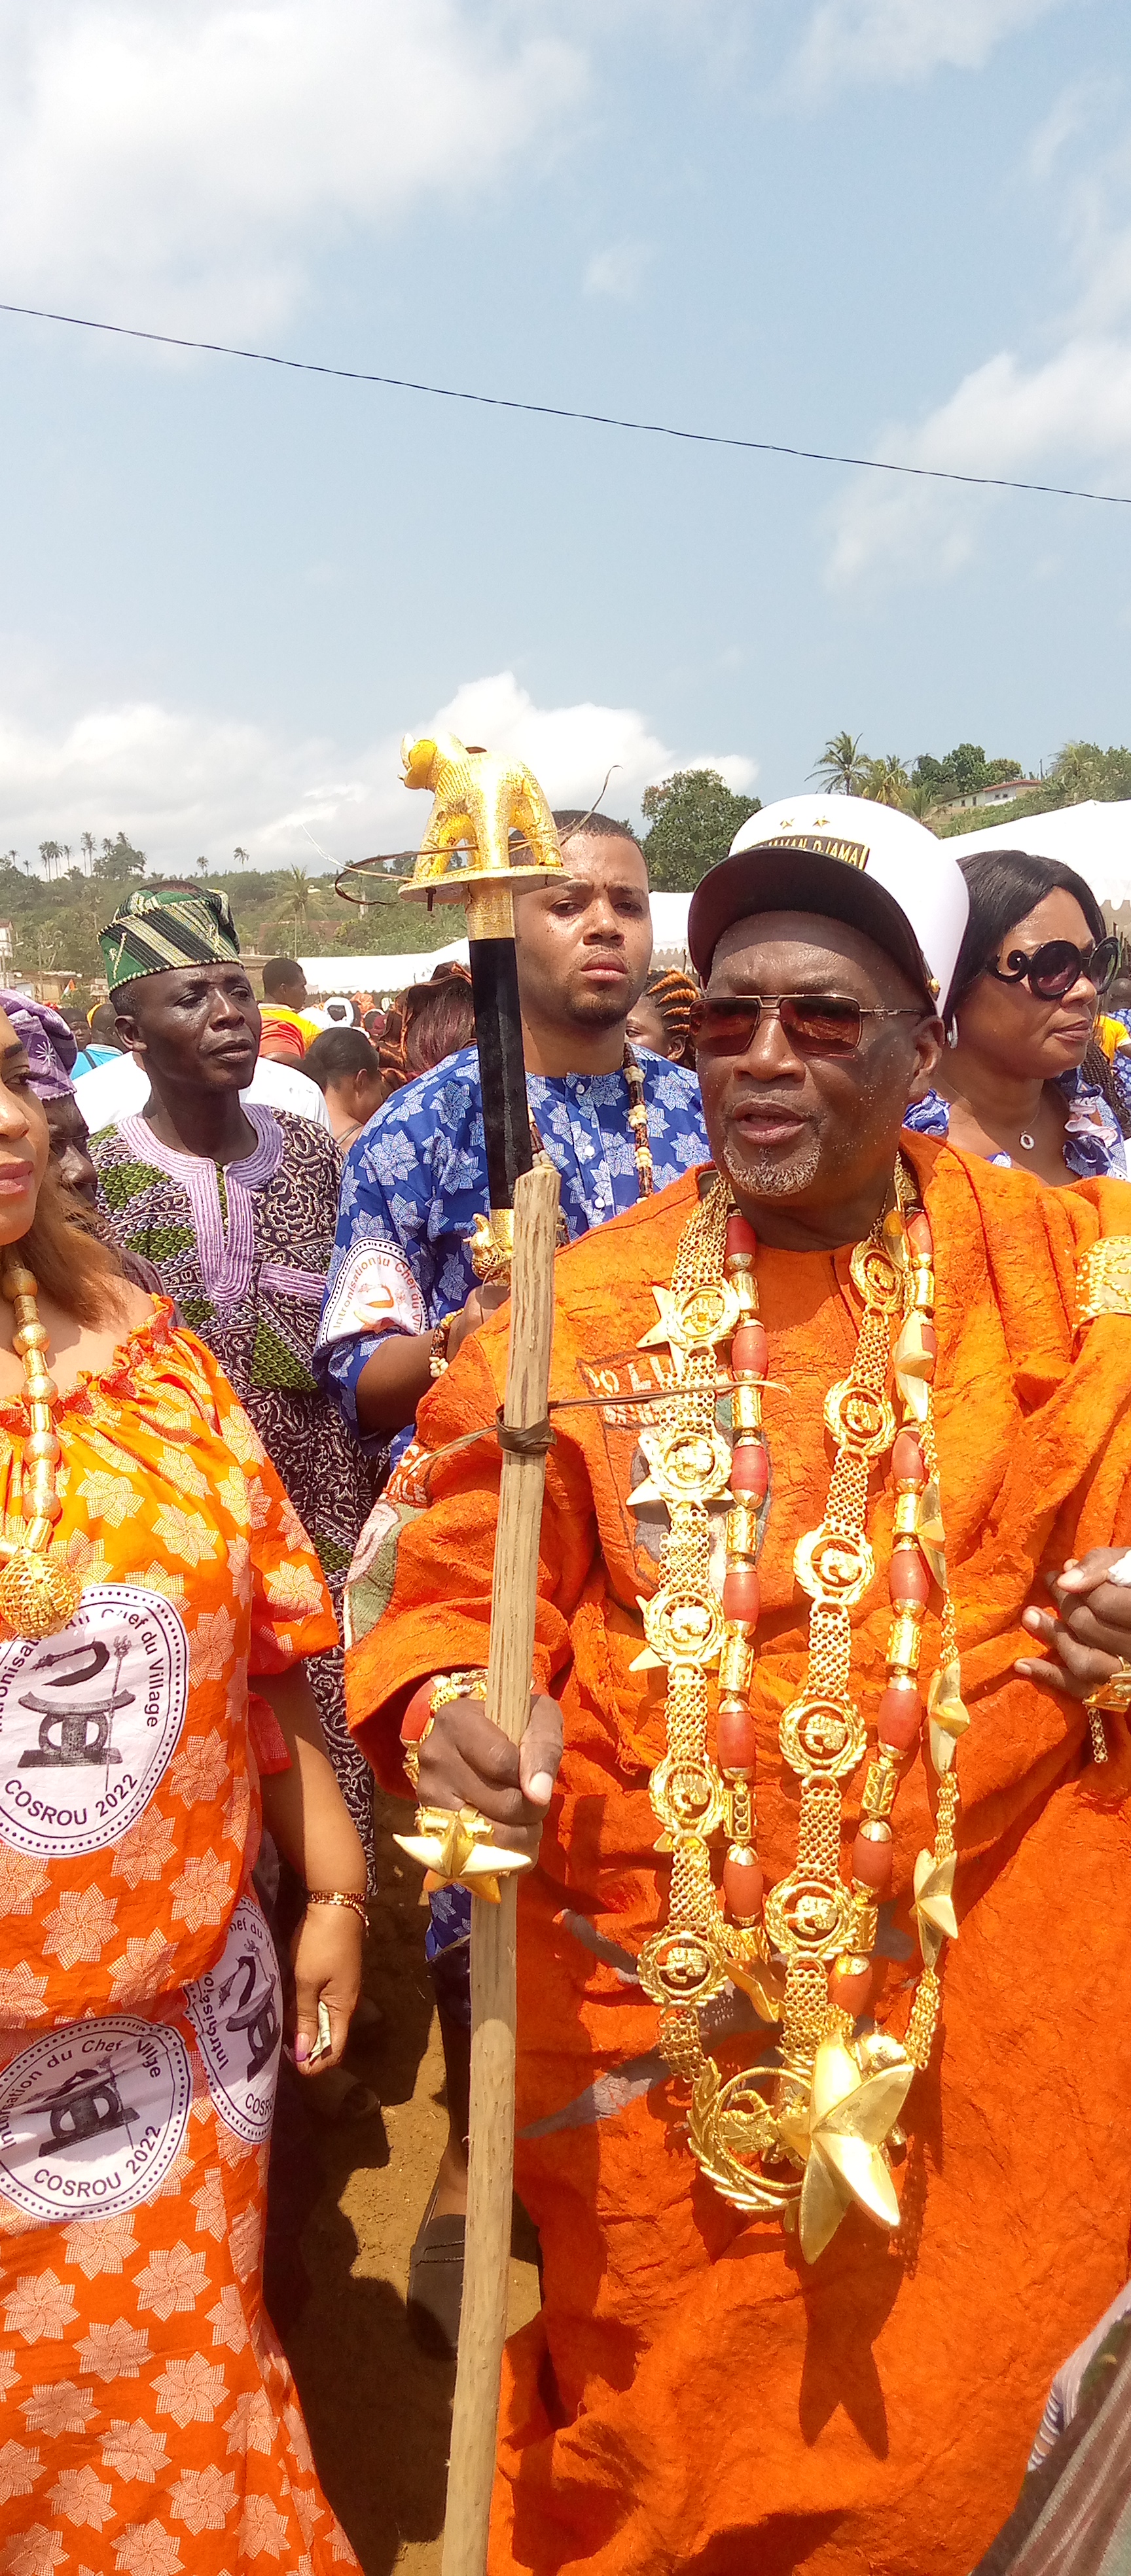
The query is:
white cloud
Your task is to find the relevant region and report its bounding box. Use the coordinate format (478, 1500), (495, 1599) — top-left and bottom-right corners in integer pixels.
(0, 671), (757, 873)
(827, 334), (1131, 589)
(0, 697), (326, 869)
(0, 0), (587, 336)
(793, 0), (1066, 90)
(584, 241), (651, 299)
(426, 673), (660, 816)
(1026, 80), (1100, 182)
(685, 752), (761, 795)
(425, 673), (757, 812)
(827, 82), (1131, 592)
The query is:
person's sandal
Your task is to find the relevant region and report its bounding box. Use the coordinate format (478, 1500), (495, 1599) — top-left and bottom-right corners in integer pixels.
(407, 2183), (465, 2358)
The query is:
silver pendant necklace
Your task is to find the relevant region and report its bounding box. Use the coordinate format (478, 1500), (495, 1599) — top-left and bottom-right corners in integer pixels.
(1019, 1127), (1037, 1151)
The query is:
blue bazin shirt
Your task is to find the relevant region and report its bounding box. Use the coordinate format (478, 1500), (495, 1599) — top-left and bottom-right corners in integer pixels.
(314, 1043), (708, 1455)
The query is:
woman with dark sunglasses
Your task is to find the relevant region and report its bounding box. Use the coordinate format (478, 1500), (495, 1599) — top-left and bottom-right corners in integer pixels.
(903, 849), (1131, 1186)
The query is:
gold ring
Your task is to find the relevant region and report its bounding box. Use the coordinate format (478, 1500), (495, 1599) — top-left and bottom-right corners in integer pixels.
(1086, 1658), (1131, 1715)
(1083, 1657), (1131, 1765)
(430, 1668), (488, 1713)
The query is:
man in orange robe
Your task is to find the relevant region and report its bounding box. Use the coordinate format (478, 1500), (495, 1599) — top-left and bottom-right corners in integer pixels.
(346, 797), (1131, 2575)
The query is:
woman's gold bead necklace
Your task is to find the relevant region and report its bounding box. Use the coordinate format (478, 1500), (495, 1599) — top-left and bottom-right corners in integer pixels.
(0, 1260), (83, 1640)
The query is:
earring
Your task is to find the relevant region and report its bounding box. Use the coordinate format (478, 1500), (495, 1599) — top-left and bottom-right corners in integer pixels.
(946, 1018), (959, 1048)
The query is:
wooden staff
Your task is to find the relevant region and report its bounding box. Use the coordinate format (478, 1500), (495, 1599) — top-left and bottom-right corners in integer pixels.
(442, 1153), (561, 2576)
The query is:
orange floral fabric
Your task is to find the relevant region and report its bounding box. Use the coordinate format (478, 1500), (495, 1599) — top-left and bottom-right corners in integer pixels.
(0, 1304), (357, 2575)
(348, 1142), (1131, 2576)
(0, 1302), (336, 2029)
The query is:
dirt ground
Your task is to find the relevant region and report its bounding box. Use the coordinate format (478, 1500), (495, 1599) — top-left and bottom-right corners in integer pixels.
(281, 1792), (541, 2575)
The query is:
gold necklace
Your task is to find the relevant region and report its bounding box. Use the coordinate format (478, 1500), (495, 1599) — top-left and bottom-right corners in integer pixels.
(628, 1172), (965, 2263)
(0, 1261), (82, 1641)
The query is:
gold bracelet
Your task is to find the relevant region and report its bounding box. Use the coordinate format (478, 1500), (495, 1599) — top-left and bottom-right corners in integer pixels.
(429, 1316), (454, 1380)
(430, 1668), (488, 1713)
(306, 1889), (368, 1926)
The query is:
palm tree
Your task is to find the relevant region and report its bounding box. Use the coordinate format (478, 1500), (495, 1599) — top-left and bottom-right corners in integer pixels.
(279, 867), (317, 958)
(861, 754), (911, 810)
(1050, 742), (1102, 804)
(810, 732), (869, 796)
(901, 779), (942, 828)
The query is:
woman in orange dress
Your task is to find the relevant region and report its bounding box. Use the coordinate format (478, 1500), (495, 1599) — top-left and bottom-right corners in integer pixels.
(0, 1001), (365, 2573)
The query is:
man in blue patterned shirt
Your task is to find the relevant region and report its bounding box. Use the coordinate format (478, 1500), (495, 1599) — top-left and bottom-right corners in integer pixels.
(315, 813), (707, 1454)
(315, 812), (707, 2349)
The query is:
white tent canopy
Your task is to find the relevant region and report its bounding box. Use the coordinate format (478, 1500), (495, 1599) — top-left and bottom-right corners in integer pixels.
(945, 800), (1131, 911)
(298, 939), (469, 997)
(298, 893), (696, 999)
(646, 893), (694, 963)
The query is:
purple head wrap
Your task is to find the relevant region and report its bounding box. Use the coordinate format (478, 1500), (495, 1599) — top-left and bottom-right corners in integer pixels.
(0, 992), (79, 1101)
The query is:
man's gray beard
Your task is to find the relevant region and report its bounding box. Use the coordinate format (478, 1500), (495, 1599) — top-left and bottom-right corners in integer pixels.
(722, 1136), (821, 1199)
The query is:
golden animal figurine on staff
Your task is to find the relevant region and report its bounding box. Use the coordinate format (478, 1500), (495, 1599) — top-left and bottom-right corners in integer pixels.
(400, 729), (564, 1283)
(399, 728), (563, 932)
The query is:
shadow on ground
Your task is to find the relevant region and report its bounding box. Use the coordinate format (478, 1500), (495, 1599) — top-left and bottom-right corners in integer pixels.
(280, 1790), (456, 2575)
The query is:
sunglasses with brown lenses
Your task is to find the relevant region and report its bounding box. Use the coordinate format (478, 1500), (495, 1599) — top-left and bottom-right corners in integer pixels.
(692, 993), (924, 1058)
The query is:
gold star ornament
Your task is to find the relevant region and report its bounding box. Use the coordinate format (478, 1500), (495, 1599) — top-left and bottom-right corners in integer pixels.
(926, 1660), (971, 1776)
(892, 1313), (934, 1424)
(798, 2037), (915, 2263)
(916, 1480), (947, 1588)
(913, 1847), (958, 1968)
(392, 1806), (533, 1906)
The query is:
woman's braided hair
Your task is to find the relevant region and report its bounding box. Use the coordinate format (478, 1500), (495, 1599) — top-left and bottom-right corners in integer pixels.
(643, 968), (701, 1068)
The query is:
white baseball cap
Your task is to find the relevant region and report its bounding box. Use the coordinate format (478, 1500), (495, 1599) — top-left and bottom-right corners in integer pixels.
(687, 793), (969, 1012)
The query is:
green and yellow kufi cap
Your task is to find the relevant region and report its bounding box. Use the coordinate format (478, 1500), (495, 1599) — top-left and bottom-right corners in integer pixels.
(99, 886), (242, 993)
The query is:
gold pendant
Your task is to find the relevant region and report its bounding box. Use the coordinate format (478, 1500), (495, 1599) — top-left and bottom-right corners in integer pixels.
(0, 1550), (83, 1641)
(392, 1804), (533, 1905)
(797, 2037), (914, 2263)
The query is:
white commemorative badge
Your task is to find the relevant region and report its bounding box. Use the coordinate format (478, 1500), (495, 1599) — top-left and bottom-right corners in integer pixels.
(0, 2014), (192, 2222)
(0, 1585), (188, 1859)
(185, 1897), (282, 2143)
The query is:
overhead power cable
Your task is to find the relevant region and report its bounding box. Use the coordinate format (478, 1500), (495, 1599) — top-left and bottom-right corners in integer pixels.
(0, 295), (1128, 509)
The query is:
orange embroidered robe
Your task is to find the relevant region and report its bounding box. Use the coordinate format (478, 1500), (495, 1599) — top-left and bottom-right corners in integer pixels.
(348, 1141), (1131, 2576)
(0, 1304), (358, 2575)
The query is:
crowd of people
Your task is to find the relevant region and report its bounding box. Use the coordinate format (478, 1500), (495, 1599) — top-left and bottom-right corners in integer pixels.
(3, 797), (1131, 2575)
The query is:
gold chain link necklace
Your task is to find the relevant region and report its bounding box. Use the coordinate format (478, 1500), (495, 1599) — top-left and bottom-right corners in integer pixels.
(628, 1171), (967, 2263)
(0, 1260), (83, 1641)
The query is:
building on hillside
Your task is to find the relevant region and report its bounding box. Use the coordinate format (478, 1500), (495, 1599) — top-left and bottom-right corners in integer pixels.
(940, 779), (1042, 816)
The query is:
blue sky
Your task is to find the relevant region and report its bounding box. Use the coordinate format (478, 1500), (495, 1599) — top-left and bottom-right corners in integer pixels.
(0, 0), (1128, 873)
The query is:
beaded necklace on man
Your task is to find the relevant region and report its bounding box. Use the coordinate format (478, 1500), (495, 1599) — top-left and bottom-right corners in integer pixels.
(630, 1166), (965, 2264)
(527, 1039), (654, 1201)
